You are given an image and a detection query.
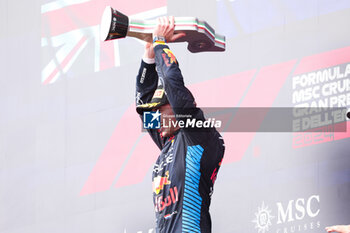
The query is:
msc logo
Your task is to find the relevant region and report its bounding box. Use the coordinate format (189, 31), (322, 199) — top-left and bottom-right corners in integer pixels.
(252, 195), (321, 233)
(143, 110), (161, 129)
(276, 195), (320, 224)
(252, 202), (274, 233)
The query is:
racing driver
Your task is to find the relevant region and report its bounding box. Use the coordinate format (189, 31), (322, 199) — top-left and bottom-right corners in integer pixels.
(135, 16), (225, 233)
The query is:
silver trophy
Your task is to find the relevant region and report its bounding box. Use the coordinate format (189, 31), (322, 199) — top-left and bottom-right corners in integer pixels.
(100, 6), (226, 53)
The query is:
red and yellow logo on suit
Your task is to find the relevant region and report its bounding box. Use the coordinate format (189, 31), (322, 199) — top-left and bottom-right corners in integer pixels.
(162, 49), (177, 66)
(152, 171), (171, 195)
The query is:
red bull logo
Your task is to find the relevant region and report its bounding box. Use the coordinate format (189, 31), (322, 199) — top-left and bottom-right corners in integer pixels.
(155, 186), (179, 212)
(162, 48), (177, 67)
(152, 171), (171, 194)
(164, 49), (177, 64)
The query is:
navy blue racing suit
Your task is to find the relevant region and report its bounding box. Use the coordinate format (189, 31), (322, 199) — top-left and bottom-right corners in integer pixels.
(135, 43), (225, 233)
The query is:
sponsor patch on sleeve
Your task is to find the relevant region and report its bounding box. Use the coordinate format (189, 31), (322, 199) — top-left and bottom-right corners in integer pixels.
(162, 48), (177, 66)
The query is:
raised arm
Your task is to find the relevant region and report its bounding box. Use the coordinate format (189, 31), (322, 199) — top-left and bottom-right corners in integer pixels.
(135, 43), (158, 107)
(152, 17), (203, 119)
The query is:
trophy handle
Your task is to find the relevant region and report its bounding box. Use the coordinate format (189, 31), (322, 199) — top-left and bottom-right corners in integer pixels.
(128, 18), (225, 53)
(100, 6), (226, 53)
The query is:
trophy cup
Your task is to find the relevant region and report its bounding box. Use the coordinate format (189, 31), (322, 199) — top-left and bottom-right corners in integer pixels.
(100, 6), (226, 53)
